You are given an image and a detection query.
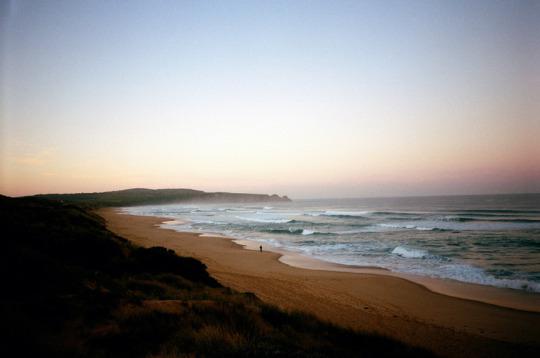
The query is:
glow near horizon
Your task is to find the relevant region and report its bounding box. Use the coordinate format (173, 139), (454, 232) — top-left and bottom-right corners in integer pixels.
(1, 0), (539, 198)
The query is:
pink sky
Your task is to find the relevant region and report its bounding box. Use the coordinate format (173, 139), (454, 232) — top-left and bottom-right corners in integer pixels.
(1, 1), (539, 198)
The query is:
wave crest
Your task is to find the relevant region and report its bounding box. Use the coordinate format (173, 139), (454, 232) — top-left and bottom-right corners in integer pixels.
(392, 246), (429, 259)
(237, 216), (293, 224)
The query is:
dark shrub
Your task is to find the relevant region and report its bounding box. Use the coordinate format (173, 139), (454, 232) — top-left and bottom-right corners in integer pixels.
(129, 247), (221, 287)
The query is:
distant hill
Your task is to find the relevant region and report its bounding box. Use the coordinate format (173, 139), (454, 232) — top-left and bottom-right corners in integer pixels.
(32, 188), (291, 208)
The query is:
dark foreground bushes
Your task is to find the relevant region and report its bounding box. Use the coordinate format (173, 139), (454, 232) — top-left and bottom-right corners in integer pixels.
(0, 195), (434, 357)
(128, 246), (220, 287)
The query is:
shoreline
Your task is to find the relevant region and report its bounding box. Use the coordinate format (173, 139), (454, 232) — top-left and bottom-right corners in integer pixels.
(230, 237), (540, 313)
(99, 208), (540, 357)
(154, 214), (540, 313)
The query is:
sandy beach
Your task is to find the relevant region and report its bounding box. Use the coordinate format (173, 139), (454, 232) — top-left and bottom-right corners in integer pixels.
(99, 208), (540, 357)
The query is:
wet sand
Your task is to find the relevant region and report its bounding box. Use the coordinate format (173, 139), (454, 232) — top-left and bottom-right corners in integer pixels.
(98, 208), (540, 357)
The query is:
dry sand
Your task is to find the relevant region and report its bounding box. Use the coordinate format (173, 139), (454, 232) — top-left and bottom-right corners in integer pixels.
(99, 208), (540, 357)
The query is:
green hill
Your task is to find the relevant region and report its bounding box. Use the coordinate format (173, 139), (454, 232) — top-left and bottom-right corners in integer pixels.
(33, 188), (291, 208)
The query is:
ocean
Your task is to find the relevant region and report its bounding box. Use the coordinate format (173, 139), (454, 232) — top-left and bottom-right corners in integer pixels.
(123, 194), (540, 292)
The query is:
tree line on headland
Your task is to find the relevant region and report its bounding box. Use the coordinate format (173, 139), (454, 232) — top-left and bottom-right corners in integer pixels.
(34, 187), (291, 208)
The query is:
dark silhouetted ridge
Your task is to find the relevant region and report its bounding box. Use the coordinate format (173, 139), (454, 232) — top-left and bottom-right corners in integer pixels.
(31, 188), (291, 208)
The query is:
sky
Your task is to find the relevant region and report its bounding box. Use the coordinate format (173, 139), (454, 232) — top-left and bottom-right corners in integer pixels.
(1, 0), (539, 199)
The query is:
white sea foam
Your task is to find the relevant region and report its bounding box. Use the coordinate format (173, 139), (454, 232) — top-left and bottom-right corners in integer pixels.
(226, 208), (256, 213)
(425, 264), (540, 292)
(323, 210), (370, 217)
(334, 229), (371, 235)
(190, 219), (221, 224)
(298, 243), (354, 255)
(379, 223), (437, 231)
(301, 229), (315, 235)
(392, 246), (428, 258)
(237, 216), (293, 224)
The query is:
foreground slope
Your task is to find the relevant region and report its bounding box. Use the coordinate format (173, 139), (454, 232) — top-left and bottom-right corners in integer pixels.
(0, 195), (431, 357)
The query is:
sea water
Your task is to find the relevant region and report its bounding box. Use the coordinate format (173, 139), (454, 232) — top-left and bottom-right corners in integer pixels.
(123, 194), (540, 292)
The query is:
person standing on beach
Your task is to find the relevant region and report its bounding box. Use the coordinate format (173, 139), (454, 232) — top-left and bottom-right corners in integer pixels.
(259, 245), (262, 252)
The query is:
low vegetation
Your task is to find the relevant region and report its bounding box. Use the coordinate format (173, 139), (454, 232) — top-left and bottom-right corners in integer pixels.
(33, 188), (290, 208)
(0, 195), (432, 357)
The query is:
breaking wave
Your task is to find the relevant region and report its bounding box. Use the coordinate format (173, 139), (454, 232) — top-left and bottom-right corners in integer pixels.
(392, 246), (429, 258)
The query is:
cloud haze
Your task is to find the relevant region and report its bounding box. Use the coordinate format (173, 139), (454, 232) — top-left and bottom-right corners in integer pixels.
(1, 0), (539, 198)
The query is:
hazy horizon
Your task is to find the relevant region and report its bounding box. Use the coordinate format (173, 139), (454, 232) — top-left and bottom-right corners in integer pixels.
(11, 186), (540, 201)
(2, 0), (539, 199)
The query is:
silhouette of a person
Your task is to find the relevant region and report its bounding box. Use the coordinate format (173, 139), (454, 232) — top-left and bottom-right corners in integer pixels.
(259, 245), (262, 252)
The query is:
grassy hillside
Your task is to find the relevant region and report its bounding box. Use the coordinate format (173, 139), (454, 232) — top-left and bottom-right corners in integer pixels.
(0, 196), (432, 357)
(33, 188), (291, 208)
